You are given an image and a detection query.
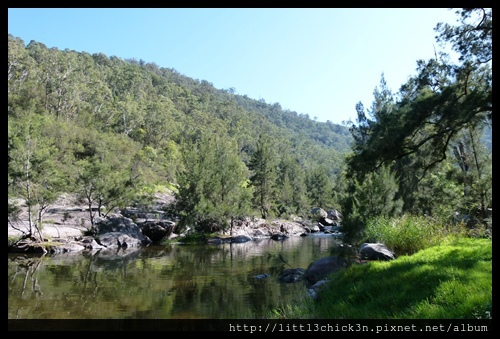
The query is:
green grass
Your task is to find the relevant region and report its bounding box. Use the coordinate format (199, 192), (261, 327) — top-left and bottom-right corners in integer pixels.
(265, 214), (492, 320)
(266, 237), (491, 319)
(364, 214), (468, 255)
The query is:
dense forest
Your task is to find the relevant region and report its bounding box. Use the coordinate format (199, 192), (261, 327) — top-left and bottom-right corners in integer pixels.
(8, 8), (491, 242)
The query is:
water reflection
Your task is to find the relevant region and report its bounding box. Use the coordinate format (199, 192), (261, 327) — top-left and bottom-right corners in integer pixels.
(8, 236), (342, 319)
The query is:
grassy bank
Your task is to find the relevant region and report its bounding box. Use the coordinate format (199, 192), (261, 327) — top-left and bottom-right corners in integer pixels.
(267, 215), (492, 319)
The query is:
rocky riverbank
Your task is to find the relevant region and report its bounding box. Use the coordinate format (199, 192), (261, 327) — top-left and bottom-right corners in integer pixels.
(8, 192), (344, 254)
(8, 192), (398, 301)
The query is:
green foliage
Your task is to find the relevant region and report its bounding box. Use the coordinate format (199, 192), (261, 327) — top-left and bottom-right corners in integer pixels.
(340, 165), (403, 244)
(341, 8), (491, 239)
(248, 132), (279, 219)
(7, 8), (491, 238)
(8, 112), (69, 239)
(73, 129), (141, 224)
(364, 214), (466, 255)
(276, 152), (308, 218)
(435, 8), (492, 65)
(175, 132), (251, 233)
(8, 33), (350, 229)
(452, 123), (492, 221)
(306, 165), (332, 209)
(268, 237), (492, 319)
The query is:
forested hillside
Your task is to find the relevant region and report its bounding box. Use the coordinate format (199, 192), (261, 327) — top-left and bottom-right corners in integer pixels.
(8, 8), (492, 241)
(8, 33), (352, 233)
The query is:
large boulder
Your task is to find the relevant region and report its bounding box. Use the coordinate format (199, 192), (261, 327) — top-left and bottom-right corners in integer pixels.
(271, 233), (289, 241)
(327, 209), (342, 222)
(311, 207), (328, 222)
(98, 232), (150, 249)
(93, 217), (152, 248)
(232, 235), (252, 243)
(304, 256), (352, 285)
(207, 235), (252, 244)
(359, 243), (395, 260)
(139, 220), (176, 243)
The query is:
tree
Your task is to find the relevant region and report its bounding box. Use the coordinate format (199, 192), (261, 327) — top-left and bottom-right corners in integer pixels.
(340, 165), (403, 243)
(175, 132), (250, 233)
(8, 35), (36, 96)
(344, 8), (491, 222)
(75, 156), (132, 226)
(412, 156), (462, 220)
(276, 152), (308, 217)
(347, 9), (491, 179)
(8, 33), (355, 237)
(450, 122), (492, 221)
(248, 132), (278, 219)
(306, 165), (332, 209)
(8, 113), (66, 240)
(435, 8), (492, 65)
(74, 130), (140, 226)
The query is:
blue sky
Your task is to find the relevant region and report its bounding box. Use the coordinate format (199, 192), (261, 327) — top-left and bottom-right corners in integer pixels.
(8, 8), (461, 124)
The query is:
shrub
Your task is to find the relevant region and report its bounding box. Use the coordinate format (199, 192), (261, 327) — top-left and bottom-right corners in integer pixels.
(364, 214), (466, 255)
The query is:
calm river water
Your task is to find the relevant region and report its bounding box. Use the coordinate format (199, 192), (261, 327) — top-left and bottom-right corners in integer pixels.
(8, 234), (342, 320)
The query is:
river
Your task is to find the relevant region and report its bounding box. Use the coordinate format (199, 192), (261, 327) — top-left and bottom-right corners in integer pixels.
(8, 234), (343, 320)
